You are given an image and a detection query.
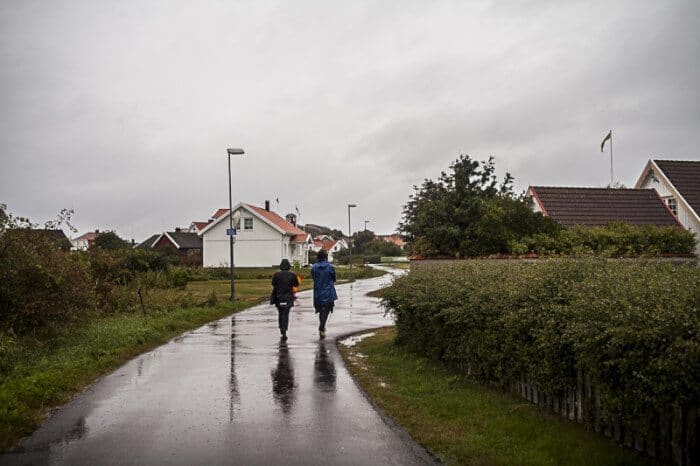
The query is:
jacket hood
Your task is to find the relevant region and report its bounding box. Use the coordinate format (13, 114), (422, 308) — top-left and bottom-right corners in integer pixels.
(279, 259), (292, 270)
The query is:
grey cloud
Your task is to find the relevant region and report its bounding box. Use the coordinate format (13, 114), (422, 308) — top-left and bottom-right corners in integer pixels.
(1, 0), (699, 238)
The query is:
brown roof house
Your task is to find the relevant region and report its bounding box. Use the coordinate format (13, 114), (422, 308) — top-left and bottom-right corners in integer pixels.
(635, 159), (700, 254)
(526, 186), (681, 228)
(135, 229), (203, 266)
(198, 201), (312, 267)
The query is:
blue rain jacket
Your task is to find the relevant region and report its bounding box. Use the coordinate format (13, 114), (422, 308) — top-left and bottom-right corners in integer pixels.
(311, 260), (338, 308)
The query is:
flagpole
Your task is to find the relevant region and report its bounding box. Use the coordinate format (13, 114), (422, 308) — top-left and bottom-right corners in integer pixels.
(609, 129), (613, 186)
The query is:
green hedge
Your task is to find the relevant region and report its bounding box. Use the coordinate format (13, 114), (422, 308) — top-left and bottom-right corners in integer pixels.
(508, 223), (696, 257)
(382, 259), (699, 419)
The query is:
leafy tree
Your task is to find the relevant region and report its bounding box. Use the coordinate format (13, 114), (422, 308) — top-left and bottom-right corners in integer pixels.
(93, 231), (130, 251)
(399, 155), (558, 257)
(351, 230), (376, 253)
(364, 239), (403, 257)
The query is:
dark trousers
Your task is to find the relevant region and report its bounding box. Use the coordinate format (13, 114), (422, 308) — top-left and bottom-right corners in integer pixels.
(276, 304), (291, 333)
(316, 302), (333, 331)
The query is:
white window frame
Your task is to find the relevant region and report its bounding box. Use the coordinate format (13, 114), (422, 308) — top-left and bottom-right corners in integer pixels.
(664, 196), (677, 216)
(243, 217), (253, 230)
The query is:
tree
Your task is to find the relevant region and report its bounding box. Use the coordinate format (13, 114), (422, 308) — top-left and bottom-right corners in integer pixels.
(93, 231), (130, 251)
(351, 230), (375, 253)
(399, 155), (559, 257)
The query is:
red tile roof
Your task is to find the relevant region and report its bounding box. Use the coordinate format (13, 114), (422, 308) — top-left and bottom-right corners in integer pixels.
(314, 239), (337, 251)
(654, 160), (700, 215)
(75, 231), (100, 241)
(245, 204), (309, 242)
(377, 234), (407, 247)
(192, 221), (210, 231)
(529, 186), (681, 227)
(211, 208), (229, 219)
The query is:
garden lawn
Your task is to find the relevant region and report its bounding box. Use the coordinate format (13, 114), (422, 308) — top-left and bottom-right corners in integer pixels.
(1, 280), (271, 451)
(340, 327), (649, 466)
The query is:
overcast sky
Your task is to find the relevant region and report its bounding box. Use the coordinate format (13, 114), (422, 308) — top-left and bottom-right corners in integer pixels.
(1, 0), (698, 240)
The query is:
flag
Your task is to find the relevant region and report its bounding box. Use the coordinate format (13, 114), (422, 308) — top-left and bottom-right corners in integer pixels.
(600, 130), (612, 152)
(295, 205), (300, 215)
(275, 197), (279, 204)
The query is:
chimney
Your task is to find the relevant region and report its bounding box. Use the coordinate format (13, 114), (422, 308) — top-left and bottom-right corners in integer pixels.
(95, 229), (99, 234)
(175, 227), (181, 233)
(265, 200), (270, 211)
(285, 213), (297, 226)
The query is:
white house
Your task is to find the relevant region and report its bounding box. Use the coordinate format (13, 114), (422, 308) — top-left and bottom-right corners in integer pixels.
(635, 159), (700, 255)
(71, 230), (100, 250)
(198, 201), (312, 267)
(311, 236), (348, 262)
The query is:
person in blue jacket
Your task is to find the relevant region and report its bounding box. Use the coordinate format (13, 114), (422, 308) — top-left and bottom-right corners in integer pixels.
(311, 249), (338, 339)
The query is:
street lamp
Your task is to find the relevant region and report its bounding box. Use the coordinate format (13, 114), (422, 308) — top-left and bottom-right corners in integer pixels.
(227, 148), (245, 302)
(364, 220), (370, 231)
(347, 204), (356, 281)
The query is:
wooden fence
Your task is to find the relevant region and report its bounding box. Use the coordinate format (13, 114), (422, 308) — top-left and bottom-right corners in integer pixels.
(506, 371), (697, 465)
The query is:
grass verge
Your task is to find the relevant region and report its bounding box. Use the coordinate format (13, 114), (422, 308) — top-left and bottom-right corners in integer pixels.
(0, 282), (263, 451)
(340, 327), (650, 466)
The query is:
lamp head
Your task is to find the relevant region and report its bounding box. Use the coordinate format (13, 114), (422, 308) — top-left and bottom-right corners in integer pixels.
(227, 148), (245, 155)
(348, 204), (357, 208)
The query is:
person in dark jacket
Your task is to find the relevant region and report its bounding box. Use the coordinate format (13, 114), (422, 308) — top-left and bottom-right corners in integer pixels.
(311, 250), (338, 339)
(271, 259), (299, 341)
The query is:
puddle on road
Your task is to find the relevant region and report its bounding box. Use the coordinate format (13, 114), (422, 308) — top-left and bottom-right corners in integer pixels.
(339, 332), (376, 347)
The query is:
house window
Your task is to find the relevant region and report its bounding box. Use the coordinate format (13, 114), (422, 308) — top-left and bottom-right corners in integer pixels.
(664, 197), (677, 216)
(243, 218), (253, 230)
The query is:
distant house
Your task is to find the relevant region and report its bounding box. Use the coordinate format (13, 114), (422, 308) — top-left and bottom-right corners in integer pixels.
(134, 229), (202, 265)
(635, 159), (700, 254)
(187, 221), (212, 233)
(311, 236), (348, 262)
(198, 201), (312, 267)
(72, 230), (101, 250)
(134, 234), (160, 250)
(153, 229), (202, 265)
(526, 186), (681, 228)
(6, 228), (72, 251)
(376, 233), (407, 249)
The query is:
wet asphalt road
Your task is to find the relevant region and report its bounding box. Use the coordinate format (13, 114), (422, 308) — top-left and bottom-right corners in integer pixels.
(3, 266), (438, 465)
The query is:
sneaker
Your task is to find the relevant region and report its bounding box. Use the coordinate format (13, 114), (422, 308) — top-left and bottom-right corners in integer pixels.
(281, 334), (288, 341)
(319, 330), (325, 339)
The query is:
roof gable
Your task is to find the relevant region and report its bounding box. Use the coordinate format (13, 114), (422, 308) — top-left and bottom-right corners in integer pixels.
(166, 231), (203, 249)
(528, 186), (680, 228)
(134, 234), (160, 249)
(198, 203), (310, 241)
(653, 160), (700, 216)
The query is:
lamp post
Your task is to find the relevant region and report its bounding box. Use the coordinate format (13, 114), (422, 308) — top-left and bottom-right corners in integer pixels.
(364, 220), (370, 231)
(347, 204), (356, 281)
(227, 148), (245, 302)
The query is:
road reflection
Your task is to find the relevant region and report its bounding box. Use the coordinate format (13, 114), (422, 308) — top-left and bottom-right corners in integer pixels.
(229, 316), (239, 422)
(313, 340), (336, 392)
(271, 341), (296, 414)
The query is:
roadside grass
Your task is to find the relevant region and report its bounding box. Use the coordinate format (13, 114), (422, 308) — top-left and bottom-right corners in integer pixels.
(381, 262), (410, 270)
(191, 264), (385, 281)
(1, 280), (272, 451)
(340, 327), (649, 466)
(185, 278), (314, 301)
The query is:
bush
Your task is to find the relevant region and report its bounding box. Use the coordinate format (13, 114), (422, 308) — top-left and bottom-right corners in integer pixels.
(382, 258), (699, 419)
(512, 223), (696, 257)
(0, 232), (96, 333)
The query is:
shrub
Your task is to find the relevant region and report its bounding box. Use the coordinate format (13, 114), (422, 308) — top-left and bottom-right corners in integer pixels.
(0, 232), (96, 333)
(382, 259), (699, 419)
(512, 223), (696, 257)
